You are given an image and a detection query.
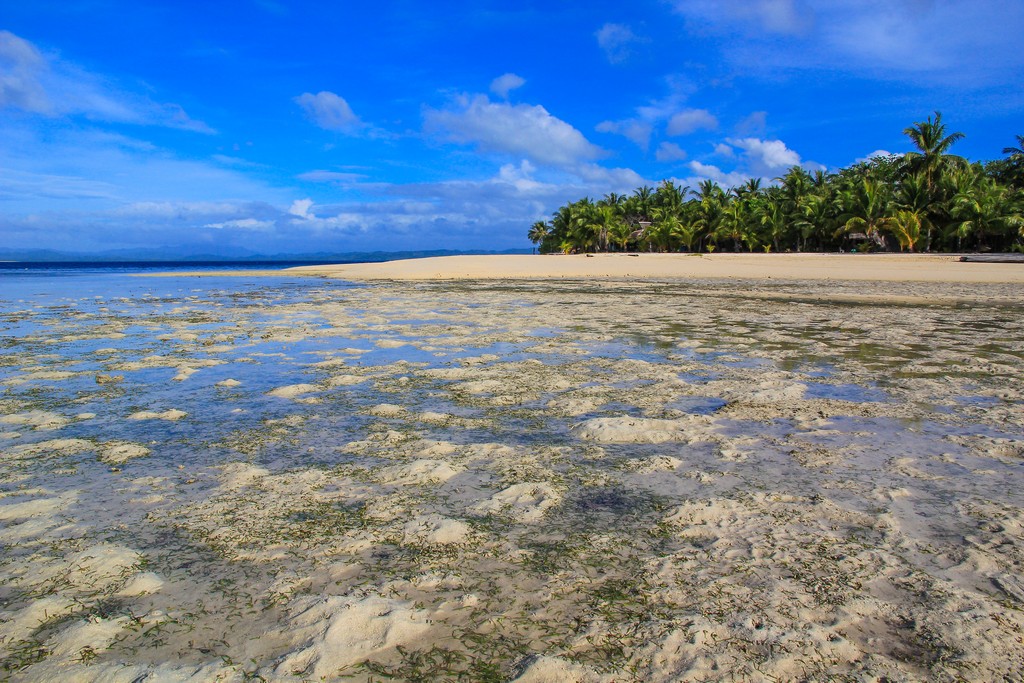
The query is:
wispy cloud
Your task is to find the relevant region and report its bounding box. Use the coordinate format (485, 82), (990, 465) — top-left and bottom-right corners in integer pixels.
(596, 119), (653, 151)
(297, 170), (370, 185)
(595, 23), (646, 64)
(667, 108), (718, 136)
(655, 142), (688, 162)
(0, 30), (214, 133)
(669, 0), (1024, 87)
(673, 0), (811, 35)
(597, 85), (716, 152)
(0, 31), (51, 112)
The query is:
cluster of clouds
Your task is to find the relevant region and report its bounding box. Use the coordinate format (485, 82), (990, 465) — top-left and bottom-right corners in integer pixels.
(10, 0), (1016, 256)
(0, 27), (818, 255)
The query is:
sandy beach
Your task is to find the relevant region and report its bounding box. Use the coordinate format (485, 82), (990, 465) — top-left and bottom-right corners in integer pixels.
(2, 265), (1023, 681)
(288, 252), (1024, 285)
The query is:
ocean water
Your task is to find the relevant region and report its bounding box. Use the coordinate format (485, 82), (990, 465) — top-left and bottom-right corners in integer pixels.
(2, 267), (1023, 679)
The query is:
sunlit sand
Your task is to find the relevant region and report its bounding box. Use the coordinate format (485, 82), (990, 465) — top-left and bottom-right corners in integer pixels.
(289, 252), (1024, 284)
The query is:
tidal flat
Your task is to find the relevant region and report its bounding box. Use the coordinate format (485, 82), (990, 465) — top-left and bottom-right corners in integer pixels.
(1, 272), (1023, 682)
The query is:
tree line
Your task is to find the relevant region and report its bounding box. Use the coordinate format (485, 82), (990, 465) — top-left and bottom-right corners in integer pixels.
(528, 113), (1024, 254)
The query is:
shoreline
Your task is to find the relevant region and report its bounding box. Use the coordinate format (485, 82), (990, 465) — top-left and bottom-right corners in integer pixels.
(284, 253), (1024, 284)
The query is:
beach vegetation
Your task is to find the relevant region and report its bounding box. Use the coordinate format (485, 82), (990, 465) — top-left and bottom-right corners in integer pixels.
(529, 114), (1024, 254)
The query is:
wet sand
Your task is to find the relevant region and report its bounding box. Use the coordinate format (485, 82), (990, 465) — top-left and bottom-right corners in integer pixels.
(2, 273), (1023, 681)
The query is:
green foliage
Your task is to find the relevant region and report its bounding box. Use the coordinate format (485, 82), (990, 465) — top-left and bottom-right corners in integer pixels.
(530, 115), (1023, 253)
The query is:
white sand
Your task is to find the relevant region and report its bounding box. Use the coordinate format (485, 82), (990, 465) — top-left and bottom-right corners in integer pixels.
(289, 252), (1024, 284)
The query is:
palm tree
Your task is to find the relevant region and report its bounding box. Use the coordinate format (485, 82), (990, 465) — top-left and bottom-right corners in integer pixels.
(902, 111), (964, 196)
(608, 219), (634, 252)
(528, 220), (549, 248)
(951, 171), (1024, 251)
(777, 167), (814, 250)
(646, 207), (682, 252)
(893, 172), (937, 250)
(992, 134), (1024, 190)
(716, 196), (754, 252)
(835, 177), (892, 249)
(758, 193), (788, 252)
(691, 180), (725, 250)
(1001, 134), (1024, 159)
(654, 179), (687, 214)
(736, 178), (762, 198)
(792, 192), (838, 251)
(880, 210), (927, 252)
(632, 186), (655, 222)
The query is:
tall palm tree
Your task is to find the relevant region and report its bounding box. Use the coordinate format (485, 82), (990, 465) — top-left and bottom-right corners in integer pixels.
(716, 196), (754, 252)
(758, 194), (788, 252)
(691, 180), (725, 250)
(632, 186), (655, 222)
(736, 177), (762, 198)
(528, 220), (549, 249)
(654, 179), (687, 214)
(777, 167), (814, 250)
(902, 111), (964, 196)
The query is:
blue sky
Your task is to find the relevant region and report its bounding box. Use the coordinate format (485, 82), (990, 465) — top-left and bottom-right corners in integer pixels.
(2, 0), (1022, 256)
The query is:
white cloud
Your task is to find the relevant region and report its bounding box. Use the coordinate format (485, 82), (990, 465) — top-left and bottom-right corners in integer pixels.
(490, 73), (525, 99)
(666, 108), (718, 136)
(0, 31), (213, 133)
(289, 198), (315, 219)
(727, 137), (802, 174)
(295, 91), (363, 133)
(655, 142), (688, 162)
(596, 119), (653, 150)
(573, 163), (646, 191)
(424, 94), (604, 167)
(595, 23), (645, 64)
(713, 143), (734, 157)
(685, 160), (751, 188)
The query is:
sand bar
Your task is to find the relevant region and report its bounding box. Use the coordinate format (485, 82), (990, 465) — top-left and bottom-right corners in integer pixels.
(288, 252), (1024, 283)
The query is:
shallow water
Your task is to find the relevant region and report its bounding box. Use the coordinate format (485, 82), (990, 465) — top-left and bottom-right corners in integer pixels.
(2, 273), (1023, 681)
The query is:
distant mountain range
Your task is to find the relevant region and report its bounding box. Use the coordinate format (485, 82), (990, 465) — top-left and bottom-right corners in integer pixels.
(0, 247), (532, 263)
